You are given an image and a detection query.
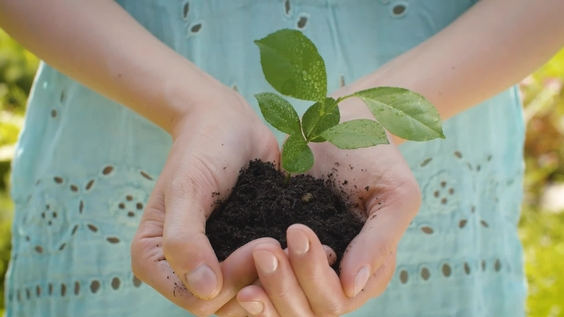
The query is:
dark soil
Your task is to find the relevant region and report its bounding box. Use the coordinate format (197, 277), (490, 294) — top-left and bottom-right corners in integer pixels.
(205, 160), (364, 273)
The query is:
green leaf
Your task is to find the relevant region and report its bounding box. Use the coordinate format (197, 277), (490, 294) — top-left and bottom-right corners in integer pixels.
(281, 134), (314, 173)
(254, 29), (327, 101)
(255, 92), (301, 135)
(353, 87), (445, 141)
(319, 119), (389, 149)
(302, 97), (340, 142)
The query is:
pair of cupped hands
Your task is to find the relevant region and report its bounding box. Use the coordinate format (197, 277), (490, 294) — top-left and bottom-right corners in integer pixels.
(130, 80), (421, 317)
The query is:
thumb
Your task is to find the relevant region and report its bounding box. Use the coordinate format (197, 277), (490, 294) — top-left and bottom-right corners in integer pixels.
(162, 155), (226, 300)
(339, 183), (420, 298)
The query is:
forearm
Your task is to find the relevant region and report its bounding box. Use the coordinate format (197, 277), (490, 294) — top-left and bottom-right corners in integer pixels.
(345, 0), (564, 144)
(0, 0), (220, 134)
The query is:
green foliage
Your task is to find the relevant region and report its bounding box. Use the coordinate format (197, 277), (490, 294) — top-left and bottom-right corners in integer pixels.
(255, 29), (444, 174)
(255, 29), (327, 101)
(302, 97), (340, 142)
(319, 119), (388, 149)
(281, 133), (314, 173)
(520, 208), (564, 317)
(255, 92), (301, 135)
(519, 48), (564, 317)
(353, 87), (445, 141)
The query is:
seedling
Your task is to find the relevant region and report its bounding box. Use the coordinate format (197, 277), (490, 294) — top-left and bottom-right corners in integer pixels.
(254, 29), (445, 181)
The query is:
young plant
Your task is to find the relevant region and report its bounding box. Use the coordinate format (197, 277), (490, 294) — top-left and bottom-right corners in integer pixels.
(254, 29), (445, 178)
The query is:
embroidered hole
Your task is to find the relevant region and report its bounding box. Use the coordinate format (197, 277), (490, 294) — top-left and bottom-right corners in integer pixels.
(133, 276), (143, 288)
(442, 264), (452, 277)
(480, 220), (489, 228)
(90, 280), (101, 294)
(70, 184), (79, 192)
(296, 14), (309, 29)
(189, 22), (203, 34)
(420, 267), (430, 281)
(420, 158), (432, 167)
(74, 281), (80, 295)
(85, 179), (95, 191)
(61, 283), (67, 297)
(87, 224), (98, 232)
(60, 90), (65, 103)
(140, 171), (153, 180)
(232, 84), (239, 92)
(111, 277), (121, 290)
(35, 246), (43, 253)
(454, 151), (462, 159)
(54, 176), (63, 184)
(421, 226), (434, 234)
(182, 2), (189, 19)
(459, 219), (467, 228)
(494, 259), (502, 272)
(36, 285), (41, 297)
(464, 262), (471, 275)
(102, 165), (114, 175)
(48, 283), (53, 295)
(107, 237), (120, 244)
(482, 260), (487, 271)
(399, 270), (408, 284)
(79, 200), (84, 213)
(26, 288), (31, 300)
(284, 0), (291, 15)
(339, 75), (346, 88)
(391, 3), (408, 17)
(51, 109), (57, 118)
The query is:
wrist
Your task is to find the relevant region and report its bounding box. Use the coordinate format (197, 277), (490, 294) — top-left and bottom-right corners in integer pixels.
(154, 63), (228, 136)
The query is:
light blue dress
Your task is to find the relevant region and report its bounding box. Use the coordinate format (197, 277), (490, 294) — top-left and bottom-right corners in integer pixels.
(5, 0), (527, 316)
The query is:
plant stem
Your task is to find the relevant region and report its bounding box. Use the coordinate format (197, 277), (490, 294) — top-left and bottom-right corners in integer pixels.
(284, 172), (292, 185)
(304, 95), (355, 142)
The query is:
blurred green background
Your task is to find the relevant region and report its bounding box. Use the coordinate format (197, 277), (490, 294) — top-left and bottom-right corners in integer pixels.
(1, 28), (563, 316)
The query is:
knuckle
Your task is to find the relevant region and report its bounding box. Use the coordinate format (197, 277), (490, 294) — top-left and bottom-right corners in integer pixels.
(314, 301), (345, 317)
(188, 305), (216, 317)
(373, 236), (395, 259)
(130, 236), (149, 281)
(162, 234), (185, 258)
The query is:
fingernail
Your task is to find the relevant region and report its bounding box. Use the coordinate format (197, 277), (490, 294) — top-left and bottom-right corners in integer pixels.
(353, 265), (371, 297)
(254, 250), (278, 275)
(288, 229), (309, 255)
(185, 265), (217, 299)
(240, 301), (264, 315)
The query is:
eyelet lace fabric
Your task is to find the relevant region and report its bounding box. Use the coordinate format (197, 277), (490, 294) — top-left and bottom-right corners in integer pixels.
(6, 1), (526, 316)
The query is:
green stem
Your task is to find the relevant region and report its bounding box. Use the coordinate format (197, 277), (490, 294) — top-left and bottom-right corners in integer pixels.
(284, 172), (292, 185)
(304, 94), (356, 142)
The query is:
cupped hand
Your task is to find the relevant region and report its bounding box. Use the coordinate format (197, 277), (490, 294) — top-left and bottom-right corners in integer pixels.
(130, 84), (281, 316)
(233, 92), (422, 317)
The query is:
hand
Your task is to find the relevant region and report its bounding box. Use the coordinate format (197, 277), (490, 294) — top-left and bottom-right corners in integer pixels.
(130, 85), (281, 316)
(232, 92), (422, 317)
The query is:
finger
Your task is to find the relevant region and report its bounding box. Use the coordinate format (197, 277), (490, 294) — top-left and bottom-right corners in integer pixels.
(287, 224), (349, 316)
(362, 251), (397, 297)
(238, 285), (281, 317)
(339, 251), (398, 310)
(340, 180), (420, 298)
(217, 246), (336, 317)
(133, 207), (280, 317)
(253, 243), (314, 317)
(161, 153), (227, 300)
(216, 279), (262, 317)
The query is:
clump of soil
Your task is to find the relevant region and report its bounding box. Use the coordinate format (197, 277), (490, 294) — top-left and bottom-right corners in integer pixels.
(205, 160), (364, 272)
